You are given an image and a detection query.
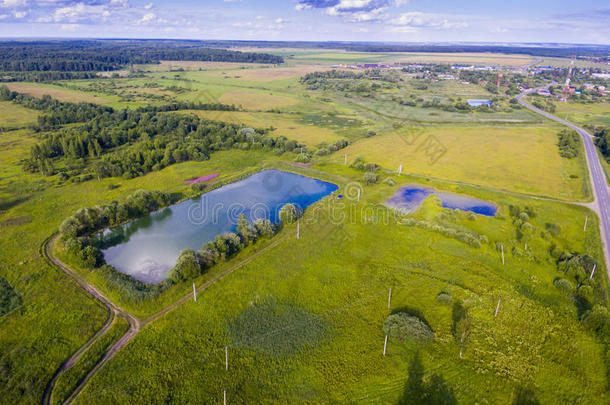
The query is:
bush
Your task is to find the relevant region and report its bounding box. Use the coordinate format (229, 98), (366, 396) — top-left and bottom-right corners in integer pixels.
(557, 129), (580, 159)
(582, 305), (610, 337)
(554, 278), (573, 296)
(0, 276), (22, 316)
(436, 292), (452, 305)
(363, 172), (378, 185)
(383, 177), (396, 186)
(383, 312), (434, 344)
(545, 222), (561, 237)
(294, 153), (311, 163)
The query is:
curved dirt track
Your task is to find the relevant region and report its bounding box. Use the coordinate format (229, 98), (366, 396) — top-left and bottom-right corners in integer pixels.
(42, 233), (286, 404)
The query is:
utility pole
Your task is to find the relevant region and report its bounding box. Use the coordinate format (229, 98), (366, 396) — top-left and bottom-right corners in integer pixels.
(387, 288), (392, 309)
(397, 164), (402, 175)
(501, 244), (504, 265)
(296, 220), (300, 239)
(225, 346), (228, 371)
(494, 297), (501, 317)
(193, 282), (197, 302)
(357, 188), (360, 202)
(584, 215), (588, 233)
(383, 334), (388, 356)
(590, 264), (597, 280)
(344, 154), (347, 165)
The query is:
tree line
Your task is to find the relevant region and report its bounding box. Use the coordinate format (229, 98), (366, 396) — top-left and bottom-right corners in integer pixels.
(24, 104), (306, 178)
(60, 188), (301, 302)
(0, 71), (99, 82)
(0, 40), (284, 72)
(593, 127), (609, 161)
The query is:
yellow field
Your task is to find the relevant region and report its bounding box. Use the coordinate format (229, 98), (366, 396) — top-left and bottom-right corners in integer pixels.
(184, 110), (341, 145)
(388, 52), (534, 67)
(217, 89), (299, 110)
(337, 125), (590, 200)
(205, 66), (333, 82)
(5, 83), (110, 104)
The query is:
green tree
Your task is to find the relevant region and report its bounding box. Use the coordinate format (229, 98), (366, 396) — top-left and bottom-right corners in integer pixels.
(168, 249), (201, 283)
(279, 203), (299, 224)
(236, 214), (255, 244)
(253, 218), (274, 238)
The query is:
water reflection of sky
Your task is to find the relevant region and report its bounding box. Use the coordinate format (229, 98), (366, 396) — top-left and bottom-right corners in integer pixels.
(97, 170), (338, 284)
(387, 185), (497, 217)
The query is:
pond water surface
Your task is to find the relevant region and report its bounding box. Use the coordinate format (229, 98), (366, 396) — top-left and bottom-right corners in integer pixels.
(387, 185), (497, 217)
(95, 170), (338, 283)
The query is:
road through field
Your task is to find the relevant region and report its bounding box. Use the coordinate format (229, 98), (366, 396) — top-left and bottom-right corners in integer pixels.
(517, 89), (610, 275)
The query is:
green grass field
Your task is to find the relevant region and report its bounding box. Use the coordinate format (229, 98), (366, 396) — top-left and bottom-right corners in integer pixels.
(336, 124), (591, 200)
(0, 101), (38, 130)
(554, 101), (610, 128)
(70, 163), (608, 404)
(0, 52), (609, 404)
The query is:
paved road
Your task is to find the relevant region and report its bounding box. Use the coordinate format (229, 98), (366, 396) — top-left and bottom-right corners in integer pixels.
(517, 89), (610, 275)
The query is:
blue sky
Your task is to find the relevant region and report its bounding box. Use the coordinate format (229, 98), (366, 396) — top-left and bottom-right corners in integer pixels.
(0, 0), (608, 44)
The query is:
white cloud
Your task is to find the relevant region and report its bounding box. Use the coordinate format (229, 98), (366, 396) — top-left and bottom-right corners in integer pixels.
(144, 2), (153, 9)
(391, 12), (468, 29)
(14, 10), (26, 17)
(2, 0), (27, 7)
(275, 17), (283, 23)
(137, 11), (155, 24)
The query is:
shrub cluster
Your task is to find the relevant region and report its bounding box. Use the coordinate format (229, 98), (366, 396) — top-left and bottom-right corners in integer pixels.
(315, 139), (349, 156)
(0, 276), (22, 316)
(557, 129), (580, 159)
(383, 312), (434, 344)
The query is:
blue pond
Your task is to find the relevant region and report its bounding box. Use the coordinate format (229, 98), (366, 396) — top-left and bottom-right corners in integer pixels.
(467, 99), (492, 107)
(96, 170), (338, 283)
(387, 185), (497, 217)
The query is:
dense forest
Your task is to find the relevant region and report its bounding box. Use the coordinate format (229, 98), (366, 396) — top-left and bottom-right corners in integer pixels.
(0, 40), (284, 72)
(0, 71), (99, 82)
(200, 40), (610, 58)
(5, 88), (305, 179)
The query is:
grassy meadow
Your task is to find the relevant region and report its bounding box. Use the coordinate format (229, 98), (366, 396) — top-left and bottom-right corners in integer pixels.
(71, 163), (608, 404)
(336, 124), (591, 200)
(0, 101), (38, 130)
(0, 51), (609, 404)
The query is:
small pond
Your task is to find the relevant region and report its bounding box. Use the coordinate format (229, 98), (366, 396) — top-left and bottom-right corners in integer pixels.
(467, 99), (492, 107)
(386, 185), (497, 217)
(95, 170), (338, 283)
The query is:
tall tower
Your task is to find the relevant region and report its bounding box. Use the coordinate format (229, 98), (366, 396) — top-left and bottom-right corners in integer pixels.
(561, 55), (576, 102)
